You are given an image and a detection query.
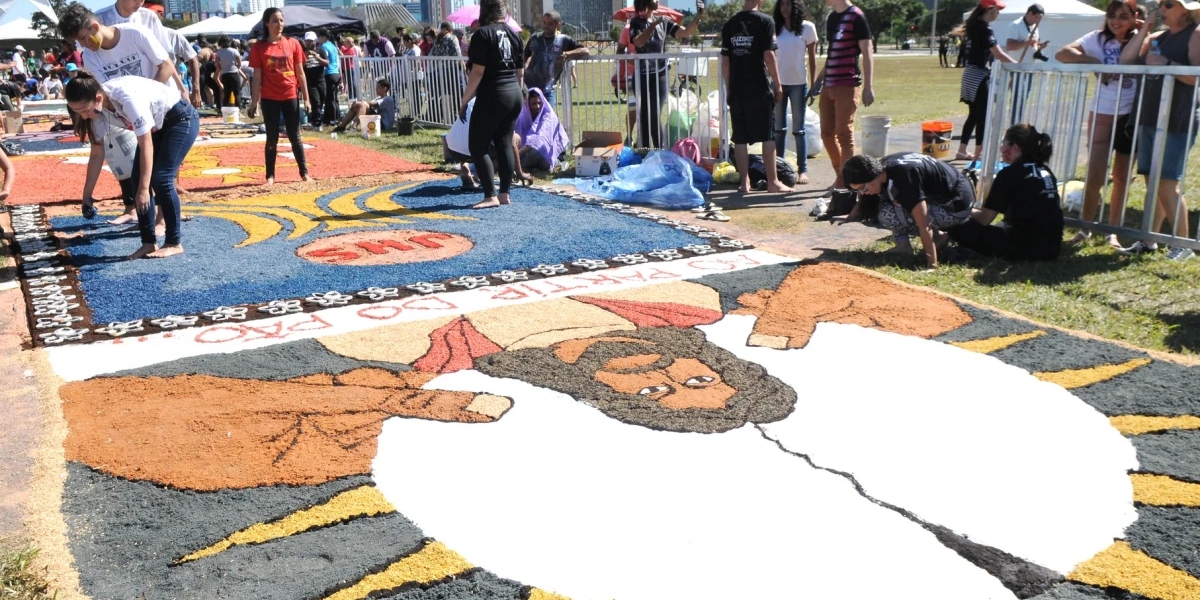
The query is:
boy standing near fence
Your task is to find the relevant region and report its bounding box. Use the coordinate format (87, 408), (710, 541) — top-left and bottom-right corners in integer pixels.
(722, 0), (792, 193)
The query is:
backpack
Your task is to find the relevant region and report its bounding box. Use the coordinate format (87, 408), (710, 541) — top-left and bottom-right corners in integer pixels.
(611, 58), (634, 95)
(670, 137), (702, 166)
(746, 155), (798, 187)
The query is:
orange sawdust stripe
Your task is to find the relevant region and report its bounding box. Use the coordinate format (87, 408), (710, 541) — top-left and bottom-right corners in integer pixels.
(1111, 415), (1200, 436)
(176, 485), (395, 564)
(1035, 358), (1151, 389)
(949, 330), (1045, 354)
(1067, 541), (1200, 600)
(1131, 474), (1200, 507)
(319, 541), (473, 600)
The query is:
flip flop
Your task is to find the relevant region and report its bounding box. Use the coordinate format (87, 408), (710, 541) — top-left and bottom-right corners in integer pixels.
(699, 211), (730, 222)
(691, 203), (721, 213)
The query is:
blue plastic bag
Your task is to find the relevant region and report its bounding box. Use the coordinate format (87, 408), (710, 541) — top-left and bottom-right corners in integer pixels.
(555, 151), (705, 209)
(618, 146), (642, 167)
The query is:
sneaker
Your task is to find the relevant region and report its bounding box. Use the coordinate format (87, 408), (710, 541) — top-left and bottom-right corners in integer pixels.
(1117, 241), (1159, 255)
(1166, 246), (1194, 261)
(810, 198), (829, 217)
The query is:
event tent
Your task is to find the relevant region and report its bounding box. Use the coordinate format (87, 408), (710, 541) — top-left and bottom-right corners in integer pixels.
(964, 0), (1105, 61)
(0, 16), (40, 43)
(247, 6), (365, 39)
(0, 0), (56, 27)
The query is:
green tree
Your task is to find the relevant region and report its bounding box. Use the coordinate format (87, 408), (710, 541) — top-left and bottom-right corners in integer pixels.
(918, 0), (976, 37)
(855, 0), (927, 50)
(32, 0), (69, 41)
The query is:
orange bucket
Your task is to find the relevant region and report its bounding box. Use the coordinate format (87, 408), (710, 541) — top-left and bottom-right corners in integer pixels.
(922, 121), (954, 160)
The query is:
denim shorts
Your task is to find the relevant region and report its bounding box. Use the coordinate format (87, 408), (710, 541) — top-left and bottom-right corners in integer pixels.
(1137, 126), (1197, 181)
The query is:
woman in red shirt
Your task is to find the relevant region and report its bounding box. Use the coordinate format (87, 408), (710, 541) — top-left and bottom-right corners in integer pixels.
(247, 7), (311, 185)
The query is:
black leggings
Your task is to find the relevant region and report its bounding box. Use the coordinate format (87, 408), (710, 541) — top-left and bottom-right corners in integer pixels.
(323, 73), (342, 126)
(261, 98), (307, 180)
(306, 67), (326, 120)
(219, 72), (241, 107)
(960, 79), (989, 149)
(468, 84), (522, 199)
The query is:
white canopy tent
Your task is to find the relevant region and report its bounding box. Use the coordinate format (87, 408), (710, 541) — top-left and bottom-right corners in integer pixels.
(177, 14), (256, 37)
(965, 0), (1105, 61)
(0, 16), (39, 42)
(0, 0), (56, 27)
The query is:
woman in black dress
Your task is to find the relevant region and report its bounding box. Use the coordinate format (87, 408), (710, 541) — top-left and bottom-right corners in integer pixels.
(458, 0), (524, 209)
(947, 124), (1064, 261)
(952, 0), (1015, 161)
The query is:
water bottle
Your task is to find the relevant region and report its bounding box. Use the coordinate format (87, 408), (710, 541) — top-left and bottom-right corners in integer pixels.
(1149, 40), (1162, 80)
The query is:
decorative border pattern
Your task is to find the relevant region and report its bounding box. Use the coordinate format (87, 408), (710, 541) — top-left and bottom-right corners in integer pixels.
(8, 187), (752, 348)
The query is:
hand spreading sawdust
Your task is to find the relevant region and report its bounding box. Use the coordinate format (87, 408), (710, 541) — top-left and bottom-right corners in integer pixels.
(733, 263), (972, 350)
(61, 368), (511, 491)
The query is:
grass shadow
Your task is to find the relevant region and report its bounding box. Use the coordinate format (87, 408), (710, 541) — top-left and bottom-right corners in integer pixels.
(1161, 311), (1200, 354)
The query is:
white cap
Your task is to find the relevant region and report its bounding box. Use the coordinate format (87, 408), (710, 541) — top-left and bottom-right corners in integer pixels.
(303, 32), (317, 41)
(14, 45), (24, 51)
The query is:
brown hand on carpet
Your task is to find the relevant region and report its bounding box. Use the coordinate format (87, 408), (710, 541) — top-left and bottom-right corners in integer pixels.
(60, 368), (511, 491)
(732, 263), (972, 349)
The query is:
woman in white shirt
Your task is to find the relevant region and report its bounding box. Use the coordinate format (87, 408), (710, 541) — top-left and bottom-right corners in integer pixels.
(771, 0), (818, 184)
(69, 72), (200, 260)
(1056, 0), (1139, 249)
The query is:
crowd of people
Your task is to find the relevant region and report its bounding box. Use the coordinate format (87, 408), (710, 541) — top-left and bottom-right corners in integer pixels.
(0, 0), (1191, 265)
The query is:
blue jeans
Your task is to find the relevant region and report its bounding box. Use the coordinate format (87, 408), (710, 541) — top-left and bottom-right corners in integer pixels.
(774, 83), (808, 172)
(136, 101), (199, 246)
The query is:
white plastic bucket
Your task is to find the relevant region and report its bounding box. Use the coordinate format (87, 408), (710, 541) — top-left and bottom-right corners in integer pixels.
(359, 114), (381, 139)
(861, 115), (891, 158)
(221, 107), (241, 124)
(4, 110), (23, 134)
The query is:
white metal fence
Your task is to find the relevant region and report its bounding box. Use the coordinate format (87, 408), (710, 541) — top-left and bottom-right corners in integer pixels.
(984, 62), (1200, 251)
(348, 52), (730, 160)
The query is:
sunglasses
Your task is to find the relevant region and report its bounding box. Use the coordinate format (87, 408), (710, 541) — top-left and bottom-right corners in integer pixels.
(1163, 0), (1177, 9)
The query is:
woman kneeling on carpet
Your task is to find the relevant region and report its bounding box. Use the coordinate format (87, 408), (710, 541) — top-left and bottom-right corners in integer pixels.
(947, 123), (1064, 261)
(841, 152), (975, 269)
(70, 71), (200, 259)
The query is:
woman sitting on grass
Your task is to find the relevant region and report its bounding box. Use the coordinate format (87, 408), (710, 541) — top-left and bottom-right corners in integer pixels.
(947, 123), (1063, 261)
(514, 87), (569, 173)
(70, 71), (199, 259)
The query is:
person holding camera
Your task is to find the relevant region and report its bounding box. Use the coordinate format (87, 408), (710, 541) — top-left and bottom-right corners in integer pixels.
(629, 0), (705, 149)
(1005, 3), (1050, 122)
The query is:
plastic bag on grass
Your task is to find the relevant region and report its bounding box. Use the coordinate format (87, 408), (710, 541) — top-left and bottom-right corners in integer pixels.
(554, 151), (707, 209)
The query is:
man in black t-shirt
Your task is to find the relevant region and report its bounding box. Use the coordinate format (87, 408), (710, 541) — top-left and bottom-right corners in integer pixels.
(523, 10), (588, 109)
(842, 153), (974, 268)
(721, 0), (790, 193)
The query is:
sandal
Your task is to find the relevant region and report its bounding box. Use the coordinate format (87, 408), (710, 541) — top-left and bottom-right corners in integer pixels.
(1067, 231), (1091, 246)
(955, 150), (972, 161)
(699, 211), (730, 222)
(797, 174), (810, 185)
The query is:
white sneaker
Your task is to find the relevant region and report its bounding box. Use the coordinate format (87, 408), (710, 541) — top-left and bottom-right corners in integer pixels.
(1117, 240), (1159, 255)
(1166, 246), (1194, 261)
(810, 198), (829, 217)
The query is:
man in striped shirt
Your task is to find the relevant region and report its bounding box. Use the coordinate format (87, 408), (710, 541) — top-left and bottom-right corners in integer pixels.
(814, 0), (874, 188)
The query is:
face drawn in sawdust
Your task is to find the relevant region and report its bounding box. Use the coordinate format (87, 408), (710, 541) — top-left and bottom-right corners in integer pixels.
(477, 327), (797, 433)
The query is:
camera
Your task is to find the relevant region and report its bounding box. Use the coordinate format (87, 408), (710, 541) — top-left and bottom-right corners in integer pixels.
(1033, 49), (1050, 62)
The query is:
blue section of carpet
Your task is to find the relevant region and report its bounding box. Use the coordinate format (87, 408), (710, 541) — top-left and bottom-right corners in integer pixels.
(52, 182), (702, 323)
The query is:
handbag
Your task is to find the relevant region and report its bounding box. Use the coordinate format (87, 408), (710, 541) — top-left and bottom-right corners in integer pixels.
(101, 113), (137, 181)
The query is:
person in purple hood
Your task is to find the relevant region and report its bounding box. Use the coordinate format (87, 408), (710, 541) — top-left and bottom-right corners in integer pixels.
(514, 87), (569, 173)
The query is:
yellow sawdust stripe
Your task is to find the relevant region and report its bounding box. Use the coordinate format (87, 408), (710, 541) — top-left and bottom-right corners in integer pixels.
(187, 206), (322, 240)
(320, 541), (473, 600)
(1131, 473), (1200, 507)
(177, 486), (395, 564)
(183, 209), (283, 247)
(1111, 415), (1200, 436)
(1035, 358), (1151, 389)
(950, 330), (1046, 354)
(528, 589), (572, 600)
(328, 185), (378, 218)
(1068, 541), (1200, 600)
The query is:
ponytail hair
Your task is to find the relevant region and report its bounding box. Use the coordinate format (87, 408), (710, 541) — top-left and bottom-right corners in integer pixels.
(1004, 123), (1053, 163)
(64, 70), (103, 143)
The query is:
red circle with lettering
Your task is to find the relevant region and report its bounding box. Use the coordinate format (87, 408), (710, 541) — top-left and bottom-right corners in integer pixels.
(297, 230), (473, 266)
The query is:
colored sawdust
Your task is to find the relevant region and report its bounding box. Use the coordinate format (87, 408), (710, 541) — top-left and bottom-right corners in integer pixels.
(1111, 415), (1200, 435)
(950, 330), (1046, 354)
(178, 485), (396, 563)
(1035, 358), (1152, 389)
(1130, 473), (1200, 507)
(731, 262), (972, 349)
(319, 541), (473, 600)
(5, 138), (429, 205)
(1068, 541), (1200, 600)
(60, 371), (502, 490)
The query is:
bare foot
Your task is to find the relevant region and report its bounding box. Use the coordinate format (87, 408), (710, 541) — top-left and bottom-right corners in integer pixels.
(147, 244), (184, 259)
(264, 177), (275, 187)
(108, 212), (137, 225)
(127, 243), (158, 260)
(797, 174), (810, 185)
(472, 198), (501, 209)
(767, 181), (794, 193)
(737, 184), (751, 193)
(301, 174), (313, 182)
(498, 193), (511, 205)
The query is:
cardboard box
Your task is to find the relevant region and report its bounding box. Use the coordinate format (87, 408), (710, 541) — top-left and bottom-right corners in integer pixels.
(573, 131), (623, 177)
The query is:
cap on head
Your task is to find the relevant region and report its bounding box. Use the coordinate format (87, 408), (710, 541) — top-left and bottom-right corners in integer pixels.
(981, 0), (1007, 9)
(14, 44), (24, 51)
(304, 31), (317, 41)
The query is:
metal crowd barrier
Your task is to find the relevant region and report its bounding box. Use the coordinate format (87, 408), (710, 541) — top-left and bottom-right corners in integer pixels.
(347, 52), (730, 160)
(560, 51), (729, 158)
(983, 62), (1200, 251)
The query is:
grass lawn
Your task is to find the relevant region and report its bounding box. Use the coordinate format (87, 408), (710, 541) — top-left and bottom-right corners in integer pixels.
(860, 55), (967, 126)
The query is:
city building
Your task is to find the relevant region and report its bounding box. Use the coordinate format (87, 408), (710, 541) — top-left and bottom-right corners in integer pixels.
(240, 0), (284, 13)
